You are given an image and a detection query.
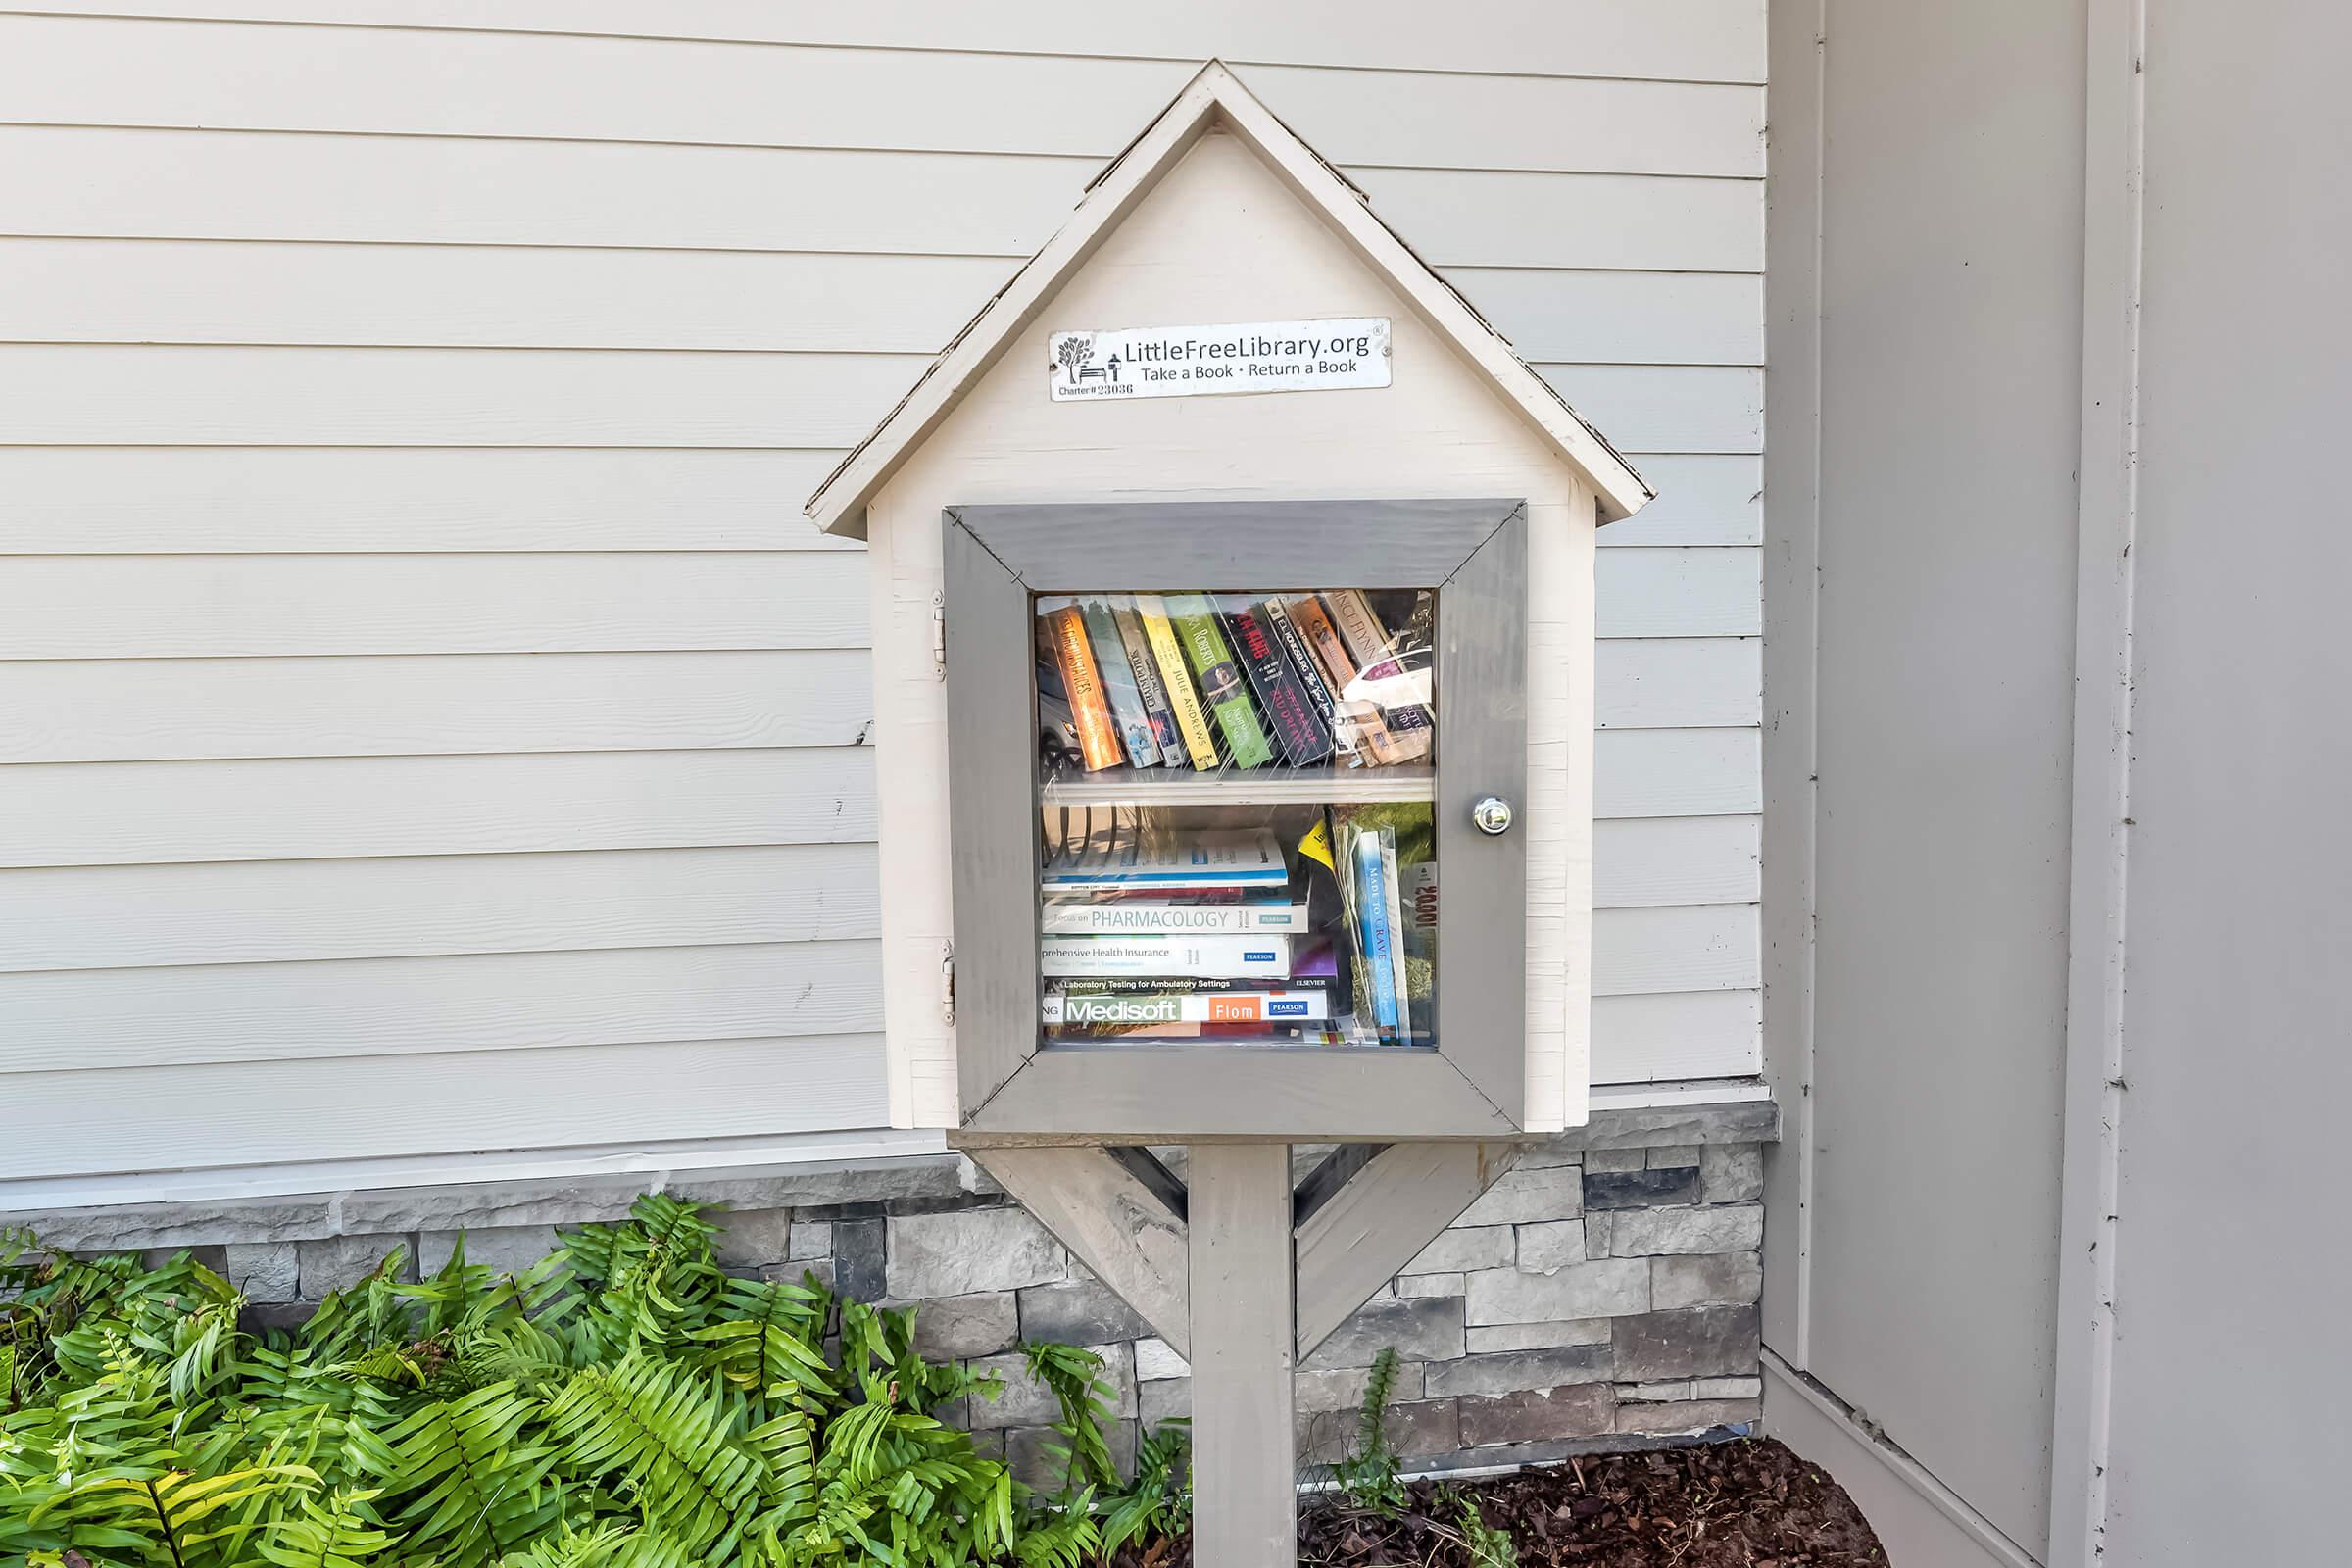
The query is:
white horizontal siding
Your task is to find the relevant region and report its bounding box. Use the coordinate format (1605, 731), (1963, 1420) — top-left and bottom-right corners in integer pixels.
(6, 2), (1767, 83)
(0, 18), (1764, 174)
(0, 749), (879, 867)
(0, 1036), (892, 1181)
(0, 7), (1762, 1200)
(0, 448), (1756, 553)
(0, 846), (883, 972)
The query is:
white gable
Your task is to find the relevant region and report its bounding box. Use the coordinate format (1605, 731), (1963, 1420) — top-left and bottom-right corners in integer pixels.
(807, 62), (1649, 535)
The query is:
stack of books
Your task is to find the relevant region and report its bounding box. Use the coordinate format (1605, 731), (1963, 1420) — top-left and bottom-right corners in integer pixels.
(1037, 827), (1340, 1041)
(1036, 591), (1434, 780)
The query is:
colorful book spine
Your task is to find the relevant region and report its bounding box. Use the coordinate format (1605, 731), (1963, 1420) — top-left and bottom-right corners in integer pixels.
(1039, 932), (1292, 979)
(1045, 990), (1331, 1027)
(1222, 601), (1333, 765)
(1285, 594), (1403, 765)
(1081, 598), (1163, 768)
(1263, 598), (1352, 766)
(1045, 603), (1123, 771)
(1164, 594), (1275, 769)
(1326, 590), (1435, 760)
(1350, 828), (1403, 1044)
(1040, 900), (1311, 935)
(1111, 604), (1183, 761)
(1052, 973), (1336, 996)
(1378, 831), (1414, 1044)
(1135, 594), (1221, 770)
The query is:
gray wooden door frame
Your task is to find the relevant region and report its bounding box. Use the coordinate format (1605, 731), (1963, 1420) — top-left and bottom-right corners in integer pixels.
(943, 497), (1532, 1141)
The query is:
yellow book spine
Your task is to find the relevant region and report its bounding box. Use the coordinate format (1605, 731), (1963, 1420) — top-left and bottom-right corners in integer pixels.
(1135, 593), (1220, 770)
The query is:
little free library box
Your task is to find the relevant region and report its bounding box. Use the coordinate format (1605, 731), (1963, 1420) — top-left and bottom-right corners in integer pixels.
(809, 64), (1649, 1146)
(807, 62), (1653, 1566)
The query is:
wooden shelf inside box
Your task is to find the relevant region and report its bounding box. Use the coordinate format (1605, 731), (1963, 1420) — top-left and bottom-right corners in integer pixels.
(1040, 763), (1434, 807)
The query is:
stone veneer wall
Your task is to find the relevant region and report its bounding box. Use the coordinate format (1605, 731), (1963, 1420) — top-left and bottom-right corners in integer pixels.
(9, 1102), (1774, 1481)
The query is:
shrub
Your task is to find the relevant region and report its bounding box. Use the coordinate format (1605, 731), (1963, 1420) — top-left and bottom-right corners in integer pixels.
(0, 1199), (1185, 1567)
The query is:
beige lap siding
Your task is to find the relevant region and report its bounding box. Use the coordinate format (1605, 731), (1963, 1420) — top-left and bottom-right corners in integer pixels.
(0, 4), (1763, 1198)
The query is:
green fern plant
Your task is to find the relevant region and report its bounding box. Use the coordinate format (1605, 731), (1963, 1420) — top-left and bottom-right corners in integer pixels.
(0, 1193), (1185, 1567)
(1326, 1345), (1408, 1517)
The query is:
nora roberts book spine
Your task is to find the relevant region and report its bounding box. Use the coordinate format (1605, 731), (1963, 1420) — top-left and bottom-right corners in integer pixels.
(1044, 602), (1123, 771)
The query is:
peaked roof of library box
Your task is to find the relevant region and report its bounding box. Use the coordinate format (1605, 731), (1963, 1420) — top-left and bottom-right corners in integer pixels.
(805, 61), (1653, 537)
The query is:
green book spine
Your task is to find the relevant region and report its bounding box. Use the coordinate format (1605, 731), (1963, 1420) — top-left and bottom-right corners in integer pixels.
(1165, 594), (1275, 768)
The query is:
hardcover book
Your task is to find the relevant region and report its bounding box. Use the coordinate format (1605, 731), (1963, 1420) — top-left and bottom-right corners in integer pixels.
(1163, 594), (1276, 769)
(1039, 932), (1292, 979)
(1134, 594), (1221, 771)
(1081, 598), (1164, 768)
(1043, 602), (1123, 771)
(1221, 599), (1334, 765)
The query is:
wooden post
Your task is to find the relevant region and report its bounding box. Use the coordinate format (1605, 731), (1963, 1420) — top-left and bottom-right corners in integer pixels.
(1186, 1143), (1298, 1566)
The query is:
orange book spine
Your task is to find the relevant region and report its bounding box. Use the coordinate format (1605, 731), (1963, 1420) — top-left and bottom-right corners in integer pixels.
(1286, 594), (1403, 765)
(1048, 604), (1124, 771)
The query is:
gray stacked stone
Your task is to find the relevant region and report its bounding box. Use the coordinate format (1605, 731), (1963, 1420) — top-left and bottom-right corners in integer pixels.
(5, 1106), (1772, 1475)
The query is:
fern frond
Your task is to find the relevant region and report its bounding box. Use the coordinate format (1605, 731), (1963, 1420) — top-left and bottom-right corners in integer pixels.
(366, 1381), (561, 1567)
(542, 1354), (771, 1560)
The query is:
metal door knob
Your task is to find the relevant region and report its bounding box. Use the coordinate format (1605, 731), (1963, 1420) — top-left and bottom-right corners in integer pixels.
(1471, 795), (1515, 836)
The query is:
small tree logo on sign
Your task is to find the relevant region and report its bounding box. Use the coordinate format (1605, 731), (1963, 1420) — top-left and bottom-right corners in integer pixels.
(1055, 332), (1122, 391)
(1051, 318), (1391, 402)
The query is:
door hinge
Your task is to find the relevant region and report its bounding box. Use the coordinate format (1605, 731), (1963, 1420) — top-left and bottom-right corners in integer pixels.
(941, 941), (956, 1026)
(931, 592), (947, 679)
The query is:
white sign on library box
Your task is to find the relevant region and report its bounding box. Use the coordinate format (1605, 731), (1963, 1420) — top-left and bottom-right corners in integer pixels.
(1049, 316), (1392, 402)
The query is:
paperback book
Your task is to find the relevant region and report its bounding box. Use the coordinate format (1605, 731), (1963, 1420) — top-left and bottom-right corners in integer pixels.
(1134, 594), (1221, 770)
(1220, 599), (1334, 765)
(1042, 827), (1289, 893)
(1040, 898), (1311, 934)
(1325, 589), (1435, 761)
(1110, 604), (1184, 762)
(1044, 989), (1332, 1027)
(1283, 593), (1404, 764)
(1080, 597), (1164, 768)
(1043, 602), (1123, 771)
(1164, 594), (1276, 769)
(1039, 932), (1292, 979)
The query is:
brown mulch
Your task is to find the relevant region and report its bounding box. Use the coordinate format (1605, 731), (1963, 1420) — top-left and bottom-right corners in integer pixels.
(1111, 1439), (1885, 1567)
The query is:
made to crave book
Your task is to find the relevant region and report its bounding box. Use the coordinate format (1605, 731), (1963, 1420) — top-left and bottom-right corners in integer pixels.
(1163, 593), (1275, 769)
(1043, 602), (1123, 771)
(1221, 598), (1334, 765)
(1134, 594), (1220, 770)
